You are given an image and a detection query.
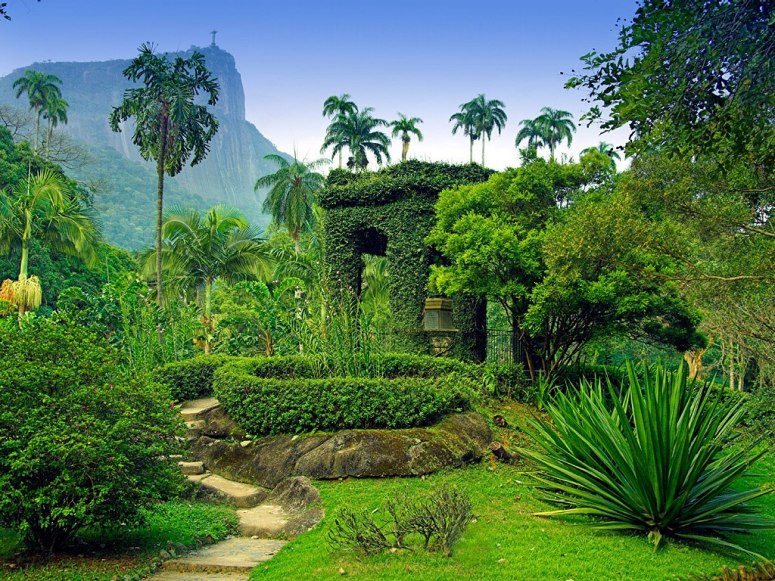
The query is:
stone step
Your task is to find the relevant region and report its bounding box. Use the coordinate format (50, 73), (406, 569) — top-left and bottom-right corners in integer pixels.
(190, 473), (267, 508)
(237, 504), (289, 538)
(179, 397), (221, 421)
(160, 537), (286, 575)
(150, 571), (247, 581)
(179, 461), (205, 475)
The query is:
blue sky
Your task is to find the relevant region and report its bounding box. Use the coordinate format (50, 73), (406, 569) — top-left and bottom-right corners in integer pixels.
(1, 0), (636, 170)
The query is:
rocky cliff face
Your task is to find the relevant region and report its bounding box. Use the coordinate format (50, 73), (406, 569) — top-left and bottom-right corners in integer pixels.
(0, 44), (285, 229)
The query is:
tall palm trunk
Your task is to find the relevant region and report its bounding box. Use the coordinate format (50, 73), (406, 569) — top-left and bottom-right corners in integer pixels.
(33, 111), (41, 152)
(155, 108), (169, 307)
(481, 132), (486, 166)
(203, 277), (213, 355)
(468, 137), (474, 163)
(338, 150), (342, 169)
(402, 136), (410, 162)
(17, 208), (32, 317)
(291, 228), (301, 255)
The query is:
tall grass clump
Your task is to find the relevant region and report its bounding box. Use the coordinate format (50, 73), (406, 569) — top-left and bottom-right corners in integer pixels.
(522, 361), (774, 554)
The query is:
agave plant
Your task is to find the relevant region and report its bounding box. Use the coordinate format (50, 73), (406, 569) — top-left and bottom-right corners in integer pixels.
(522, 362), (773, 554)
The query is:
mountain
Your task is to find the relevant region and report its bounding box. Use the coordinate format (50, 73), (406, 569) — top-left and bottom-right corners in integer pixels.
(0, 44), (286, 249)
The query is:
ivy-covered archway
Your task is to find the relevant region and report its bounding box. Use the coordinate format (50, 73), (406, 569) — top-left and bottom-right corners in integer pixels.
(319, 161), (493, 360)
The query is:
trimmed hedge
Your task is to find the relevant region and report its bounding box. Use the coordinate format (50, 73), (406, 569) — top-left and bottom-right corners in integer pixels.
(155, 353), (483, 403)
(213, 363), (475, 435)
(154, 355), (236, 402)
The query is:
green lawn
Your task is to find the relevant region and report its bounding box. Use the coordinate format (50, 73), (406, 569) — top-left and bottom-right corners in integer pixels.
(251, 403), (775, 581)
(0, 500), (238, 580)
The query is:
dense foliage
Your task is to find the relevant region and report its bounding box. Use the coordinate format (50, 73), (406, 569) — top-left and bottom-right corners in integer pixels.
(320, 161), (491, 356)
(428, 155), (702, 380)
(0, 318), (184, 553)
(214, 363), (474, 435)
(522, 362), (773, 552)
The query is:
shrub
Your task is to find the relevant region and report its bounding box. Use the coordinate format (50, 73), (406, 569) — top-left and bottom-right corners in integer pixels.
(0, 317), (184, 554)
(328, 485), (472, 557)
(154, 354), (236, 402)
(213, 361), (474, 434)
(522, 361), (774, 553)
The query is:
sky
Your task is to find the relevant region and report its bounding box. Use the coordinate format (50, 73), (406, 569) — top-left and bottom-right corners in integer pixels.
(0, 0), (637, 171)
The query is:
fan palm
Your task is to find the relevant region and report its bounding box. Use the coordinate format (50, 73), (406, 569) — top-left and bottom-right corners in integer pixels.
(255, 153), (328, 253)
(322, 108), (390, 172)
(322, 94), (358, 169)
(110, 43), (220, 306)
(13, 69), (63, 152)
(390, 113), (423, 162)
(0, 169), (98, 316)
(141, 205), (270, 354)
(535, 107), (575, 161)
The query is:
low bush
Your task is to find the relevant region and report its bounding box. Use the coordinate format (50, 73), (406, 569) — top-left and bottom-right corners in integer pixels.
(0, 317), (184, 554)
(522, 361), (774, 553)
(213, 363), (475, 434)
(328, 485), (473, 557)
(154, 354), (236, 402)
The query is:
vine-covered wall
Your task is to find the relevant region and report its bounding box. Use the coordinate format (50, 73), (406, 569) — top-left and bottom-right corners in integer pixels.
(320, 161), (493, 359)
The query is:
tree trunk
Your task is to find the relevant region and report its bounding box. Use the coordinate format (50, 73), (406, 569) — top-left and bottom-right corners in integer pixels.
(203, 277), (212, 355)
(402, 138), (409, 162)
(683, 347), (707, 380)
(291, 229), (301, 254)
(33, 111), (40, 152)
(481, 133), (486, 166)
(338, 149), (342, 169)
(155, 111), (169, 307)
(17, 210), (31, 317)
(469, 137), (473, 163)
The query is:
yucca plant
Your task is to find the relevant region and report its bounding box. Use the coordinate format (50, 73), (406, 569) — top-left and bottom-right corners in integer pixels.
(522, 361), (773, 555)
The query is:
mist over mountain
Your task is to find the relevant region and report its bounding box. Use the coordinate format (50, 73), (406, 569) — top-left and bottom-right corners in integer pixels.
(0, 44), (287, 249)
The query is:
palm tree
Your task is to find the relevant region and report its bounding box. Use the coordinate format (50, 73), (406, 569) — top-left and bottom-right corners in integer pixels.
(535, 107), (576, 161)
(390, 113), (423, 162)
(581, 141), (621, 170)
(467, 94), (507, 166)
(255, 153), (328, 253)
(515, 117), (546, 152)
(13, 70), (63, 152)
(141, 205), (269, 354)
(322, 108), (390, 171)
(42, 96), (68, 160)
(449, 105), (478, 163)
(109, 43), (220, 306)
(0, 169), (98, 316)
(322, 94), (358, 169)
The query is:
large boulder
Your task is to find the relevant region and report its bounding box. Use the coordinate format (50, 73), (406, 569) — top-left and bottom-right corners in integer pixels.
(192, 412), (491, 487)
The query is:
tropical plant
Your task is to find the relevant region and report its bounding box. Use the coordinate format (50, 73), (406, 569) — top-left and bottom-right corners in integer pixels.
(322, 94), (358, 168)
(322, 107), (391, 171)
(255, 153), (328, 253)
(12, 69), (62, 151)
(466, 94), (507, 166)
(41, 95), (68, 160)
(140, 205), (269, 354)
(449, 105), (478, 163)
(390, 113), (424, 162)
(109, 43), (220, 305)
(514, 117), (546, 152)
(522, 362), (774, 554)
(0, 169), (97, 315)
(536, 107), (575, 161)
(581, 141), (620, 170)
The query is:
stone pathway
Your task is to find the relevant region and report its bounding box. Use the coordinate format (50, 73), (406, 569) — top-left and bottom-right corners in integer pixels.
(149, 398), (321, 581)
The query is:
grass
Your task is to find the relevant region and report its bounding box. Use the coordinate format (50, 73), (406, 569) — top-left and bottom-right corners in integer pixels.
(251, 401), (775, 581)
(0, 500), (238, 580)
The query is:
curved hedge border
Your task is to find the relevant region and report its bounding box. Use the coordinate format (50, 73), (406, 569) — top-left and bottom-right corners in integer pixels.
(213, 361), (475, 435)
(155, 353), (483, 403)
(153, 355), (236, 402)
